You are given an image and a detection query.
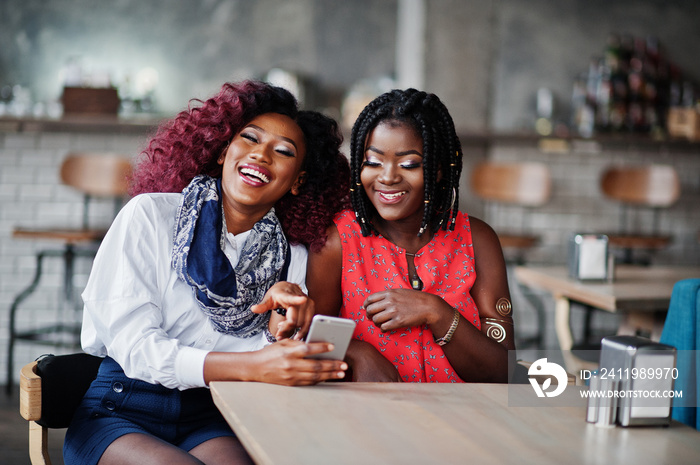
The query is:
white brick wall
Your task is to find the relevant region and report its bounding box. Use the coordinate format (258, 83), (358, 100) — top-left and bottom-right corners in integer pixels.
(0, 128), (149, 388)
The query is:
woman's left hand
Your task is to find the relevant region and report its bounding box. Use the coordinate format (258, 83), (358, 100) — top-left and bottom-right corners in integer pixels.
(251, 282), (314, 341)
(362, 289), (449, 332)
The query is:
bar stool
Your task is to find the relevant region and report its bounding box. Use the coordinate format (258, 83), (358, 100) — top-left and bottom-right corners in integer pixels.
(470, 161), (552, 348)
(470, 161), (552, 264)
(600, 164), (680, 265)
(6, 153), (132, 395)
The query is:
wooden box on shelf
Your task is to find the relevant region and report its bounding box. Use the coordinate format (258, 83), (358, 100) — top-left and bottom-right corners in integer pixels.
(61, 87), (120, 115)
(667, 107), (700, 141)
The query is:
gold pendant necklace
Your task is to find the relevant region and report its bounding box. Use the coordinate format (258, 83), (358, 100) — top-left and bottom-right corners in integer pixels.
(378, 222), (427, 292)
(410, 274), (424, 291)
(405, 252), (424, 291)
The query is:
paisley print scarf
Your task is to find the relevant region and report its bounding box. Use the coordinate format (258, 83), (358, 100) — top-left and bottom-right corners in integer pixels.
(172, 175), (288, 337)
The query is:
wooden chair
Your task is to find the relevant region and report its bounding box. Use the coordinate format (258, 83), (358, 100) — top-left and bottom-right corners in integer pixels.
(7, 153), (131, 395)
(600, 164), (680, 265)
(470, 162), (552, 348)
(19, 354), (103, 465)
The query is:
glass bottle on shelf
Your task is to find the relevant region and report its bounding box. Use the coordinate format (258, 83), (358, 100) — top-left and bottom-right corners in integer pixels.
(595, 59), (613, 132)
(572, 72), (594, 138)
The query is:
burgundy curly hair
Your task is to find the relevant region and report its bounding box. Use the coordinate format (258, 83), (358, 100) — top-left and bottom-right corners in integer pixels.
(130, 80), (350, 251)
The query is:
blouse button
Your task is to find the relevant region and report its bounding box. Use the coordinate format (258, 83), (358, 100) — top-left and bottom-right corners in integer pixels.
(112, 382), (124, 393)
(105, 401), (116, 411)
(205, 339), (213, 345)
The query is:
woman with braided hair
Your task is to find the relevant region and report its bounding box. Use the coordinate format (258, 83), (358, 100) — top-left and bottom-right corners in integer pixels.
(64, 81), (351, 465)
(307, 88), (515, 383)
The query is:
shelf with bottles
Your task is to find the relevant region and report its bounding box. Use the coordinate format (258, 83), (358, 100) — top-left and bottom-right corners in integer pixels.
(571, 33), (700, 142)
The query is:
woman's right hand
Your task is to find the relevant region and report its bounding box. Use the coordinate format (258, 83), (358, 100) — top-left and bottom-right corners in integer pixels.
(204, 339), (348, 386)
(251, 281), (315, 341)
(249, 339), (348, 386)
(345, 339), (402, 382)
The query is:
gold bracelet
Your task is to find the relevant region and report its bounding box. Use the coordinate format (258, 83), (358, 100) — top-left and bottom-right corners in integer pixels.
(434, 308), (460, 346)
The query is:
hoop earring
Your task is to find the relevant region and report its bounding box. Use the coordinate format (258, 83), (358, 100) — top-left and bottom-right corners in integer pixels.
(435, 187), (456, 214)
(435, 187), (456, 230)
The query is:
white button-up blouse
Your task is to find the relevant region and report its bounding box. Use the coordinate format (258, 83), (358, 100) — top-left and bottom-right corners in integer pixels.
(80, 193), (308, 390)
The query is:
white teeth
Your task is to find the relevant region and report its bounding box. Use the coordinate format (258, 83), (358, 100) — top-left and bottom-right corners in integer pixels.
(241, 167), (270, 183)
(381, 192), (406, 200)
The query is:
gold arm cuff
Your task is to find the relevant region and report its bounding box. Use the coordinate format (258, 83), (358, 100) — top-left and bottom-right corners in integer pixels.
(483, 317), (514, 325)
(495, 297), (512, 316)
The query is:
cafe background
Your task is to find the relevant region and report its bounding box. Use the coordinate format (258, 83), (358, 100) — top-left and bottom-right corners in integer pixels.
(1, 0), (699, 387)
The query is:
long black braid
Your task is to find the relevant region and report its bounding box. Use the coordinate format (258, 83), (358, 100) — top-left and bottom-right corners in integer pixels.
(349, 88), (463, 237)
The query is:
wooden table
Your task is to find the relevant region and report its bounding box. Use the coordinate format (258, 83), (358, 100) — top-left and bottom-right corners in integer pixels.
(210, 382), (700, 465)
(514, 265), (700, 373)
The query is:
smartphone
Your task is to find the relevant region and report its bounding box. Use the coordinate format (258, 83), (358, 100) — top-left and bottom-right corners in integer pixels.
(305, 315), (356, 360)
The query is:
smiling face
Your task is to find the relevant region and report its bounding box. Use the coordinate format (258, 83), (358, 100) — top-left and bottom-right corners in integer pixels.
(218, 112), (306, 232)
(360, 120), (425, 229)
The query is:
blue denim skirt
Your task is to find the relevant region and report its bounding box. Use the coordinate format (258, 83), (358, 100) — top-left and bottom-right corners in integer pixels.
(63, 357), (234, 465)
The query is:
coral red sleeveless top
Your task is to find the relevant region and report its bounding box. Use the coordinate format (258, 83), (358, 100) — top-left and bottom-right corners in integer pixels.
(335, 210), (480, 382)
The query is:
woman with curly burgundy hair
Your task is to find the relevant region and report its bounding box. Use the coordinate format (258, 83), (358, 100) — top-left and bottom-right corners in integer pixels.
(130, 80), (350, 252)
(64, 81), (350, 465)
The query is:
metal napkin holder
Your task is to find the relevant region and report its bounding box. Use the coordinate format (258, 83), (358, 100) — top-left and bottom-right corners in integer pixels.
(569, 233), (612, 281)
(586, 335), (677, 427)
